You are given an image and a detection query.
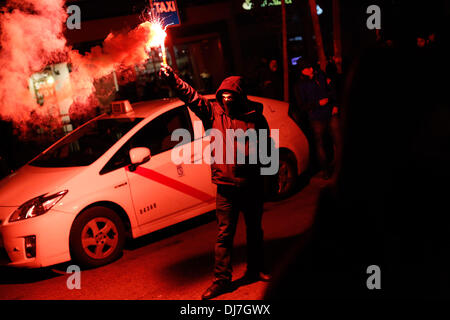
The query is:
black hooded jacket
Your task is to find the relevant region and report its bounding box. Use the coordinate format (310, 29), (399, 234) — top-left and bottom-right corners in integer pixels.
(172, 74), (270, 186)
(293, 70), (336, 121)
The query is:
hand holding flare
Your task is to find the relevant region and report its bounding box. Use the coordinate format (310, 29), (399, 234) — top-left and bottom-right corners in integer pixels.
(159, 63), (176, 85)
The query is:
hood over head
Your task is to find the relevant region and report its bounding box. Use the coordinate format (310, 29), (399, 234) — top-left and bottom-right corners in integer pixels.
(215, 76), (263, 117)
(216, 76), (247, 106)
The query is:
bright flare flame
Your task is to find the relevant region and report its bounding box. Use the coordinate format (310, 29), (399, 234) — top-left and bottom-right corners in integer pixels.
(47, 76), (55, 85)
(141, 21), (167, 65)
(146, 22), (166, 48)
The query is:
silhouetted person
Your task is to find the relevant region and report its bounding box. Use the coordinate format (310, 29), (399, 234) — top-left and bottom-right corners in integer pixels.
(293, 59), (341, 179)
(427, 32), (438, 48)
(417, 34), (427, 48)
(259, 59), (283, 100)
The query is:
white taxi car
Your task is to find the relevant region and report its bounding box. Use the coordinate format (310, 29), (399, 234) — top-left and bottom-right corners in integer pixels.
(0, 96), (309, 268)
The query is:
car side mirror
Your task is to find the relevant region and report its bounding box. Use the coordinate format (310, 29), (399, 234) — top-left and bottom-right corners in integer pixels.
(128, 147), (151, 172)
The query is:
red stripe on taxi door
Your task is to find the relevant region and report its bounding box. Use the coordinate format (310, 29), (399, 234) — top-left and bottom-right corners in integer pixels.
(126, 166), (214, 203)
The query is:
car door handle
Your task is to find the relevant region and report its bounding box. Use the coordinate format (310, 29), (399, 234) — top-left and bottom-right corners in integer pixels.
(114, 181), (128, 189)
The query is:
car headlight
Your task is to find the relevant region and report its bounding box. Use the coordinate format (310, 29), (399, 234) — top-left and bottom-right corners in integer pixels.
(9, 190), (68, 222)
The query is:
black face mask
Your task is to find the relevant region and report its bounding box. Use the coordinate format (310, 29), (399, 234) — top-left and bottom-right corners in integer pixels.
(223, 100), (241, 117)
(223, 99), (235, 110)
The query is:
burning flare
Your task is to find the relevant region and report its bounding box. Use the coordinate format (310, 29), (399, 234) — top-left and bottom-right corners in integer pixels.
(141, 21), (168, 65)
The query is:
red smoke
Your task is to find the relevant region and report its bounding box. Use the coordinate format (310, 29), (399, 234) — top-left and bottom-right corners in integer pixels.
(68, 22), (155, 106)
(0, 0), (67, 124)
(0, 1), (158, 134)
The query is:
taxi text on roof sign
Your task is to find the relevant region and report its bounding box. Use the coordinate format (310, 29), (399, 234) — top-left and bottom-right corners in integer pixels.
(150, 0), (181, 27)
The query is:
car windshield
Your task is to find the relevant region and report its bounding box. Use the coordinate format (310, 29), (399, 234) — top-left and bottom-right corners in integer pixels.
(30, 116), (143, 167)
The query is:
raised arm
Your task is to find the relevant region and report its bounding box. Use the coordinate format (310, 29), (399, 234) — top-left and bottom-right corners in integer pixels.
(160, 64), (213, 124)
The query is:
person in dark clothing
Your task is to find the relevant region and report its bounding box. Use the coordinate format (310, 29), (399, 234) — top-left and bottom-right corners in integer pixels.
(427, 32), (437, 48)
(160, 64), (271, 300)
(326, 58), (343, 101)
(293, 59), (341, 179)
(259, 59), (283, 100)
(416, 32), (428, 48)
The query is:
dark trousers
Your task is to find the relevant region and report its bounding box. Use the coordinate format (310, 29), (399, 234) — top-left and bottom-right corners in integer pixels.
(214, 183), (264, 282)
(310, 116), (342, 174)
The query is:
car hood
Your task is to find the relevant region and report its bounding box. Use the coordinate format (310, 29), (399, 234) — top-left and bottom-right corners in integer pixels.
(0, 165), (86, 206)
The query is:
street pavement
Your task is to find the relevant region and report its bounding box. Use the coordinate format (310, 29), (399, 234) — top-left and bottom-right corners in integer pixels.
(0, 175), (328, 300)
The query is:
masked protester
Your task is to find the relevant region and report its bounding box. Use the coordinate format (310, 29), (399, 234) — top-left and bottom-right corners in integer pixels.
(160, 64), (272, 300)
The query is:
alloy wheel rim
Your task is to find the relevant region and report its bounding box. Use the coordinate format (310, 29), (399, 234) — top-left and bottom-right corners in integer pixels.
(81, 217), (119, 259)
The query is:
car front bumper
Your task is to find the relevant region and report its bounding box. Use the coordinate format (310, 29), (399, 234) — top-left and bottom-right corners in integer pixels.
(0, 207), (74, 268)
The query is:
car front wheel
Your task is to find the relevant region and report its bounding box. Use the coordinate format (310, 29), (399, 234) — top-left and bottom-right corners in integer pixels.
(69, 207), (125, 268)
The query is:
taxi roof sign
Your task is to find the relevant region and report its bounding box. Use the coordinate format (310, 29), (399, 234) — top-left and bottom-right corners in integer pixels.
(111, 100), (133, 114)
